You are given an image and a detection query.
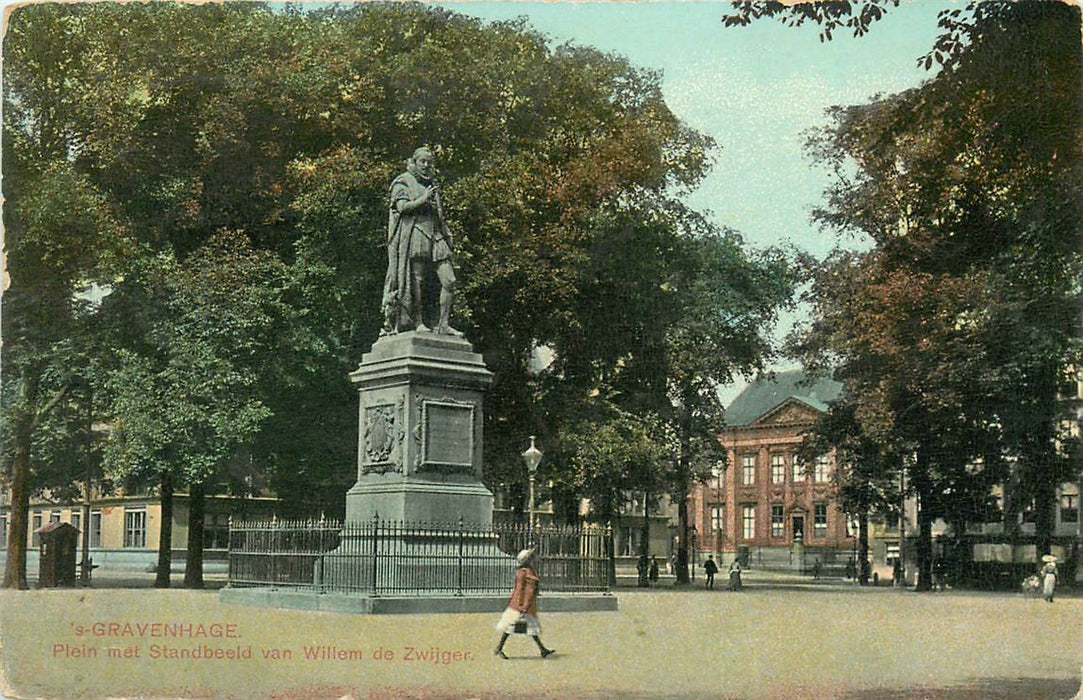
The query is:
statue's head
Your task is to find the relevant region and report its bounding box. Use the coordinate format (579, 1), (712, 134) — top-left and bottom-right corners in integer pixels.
(408, 147), (436, 180)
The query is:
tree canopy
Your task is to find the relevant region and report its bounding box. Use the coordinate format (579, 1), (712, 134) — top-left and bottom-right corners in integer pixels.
(2, 2), (796, 587)
(786, 0), (1082, 589)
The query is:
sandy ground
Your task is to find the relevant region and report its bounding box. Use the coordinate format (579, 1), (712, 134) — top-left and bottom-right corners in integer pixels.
(1, 575), (1080, 699)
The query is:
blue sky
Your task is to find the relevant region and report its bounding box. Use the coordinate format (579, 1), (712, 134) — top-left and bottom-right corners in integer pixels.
(441, 1), (950, 400)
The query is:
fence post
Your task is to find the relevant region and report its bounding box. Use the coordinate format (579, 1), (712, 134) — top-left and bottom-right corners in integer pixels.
(604, 521), (614, 595)
(270, 514), (278, 589)
(371, 512), (380, 596)
(227, 515), (234, 588)
(457, 516), (465, 596)
(317, 513), (325, 594)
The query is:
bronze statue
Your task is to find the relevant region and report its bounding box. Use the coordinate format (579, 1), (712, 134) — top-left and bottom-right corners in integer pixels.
(381, 147), (462, 337)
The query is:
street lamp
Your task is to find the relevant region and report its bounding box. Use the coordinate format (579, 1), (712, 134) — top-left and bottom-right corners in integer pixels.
(522, 436), (543, 534)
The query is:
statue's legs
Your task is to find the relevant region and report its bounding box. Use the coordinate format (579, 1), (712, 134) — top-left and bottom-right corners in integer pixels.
(436, 260), (462, 337)
(410, 260), (430, 333)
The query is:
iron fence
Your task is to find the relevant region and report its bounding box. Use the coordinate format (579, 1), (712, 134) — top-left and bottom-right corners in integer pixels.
(228, 515), (611, 596)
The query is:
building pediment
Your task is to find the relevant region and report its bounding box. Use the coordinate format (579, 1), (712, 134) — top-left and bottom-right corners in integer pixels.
(750, 397), (822, 427)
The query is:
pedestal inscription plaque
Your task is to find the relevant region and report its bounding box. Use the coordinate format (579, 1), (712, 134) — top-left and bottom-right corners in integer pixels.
(343, 331), (494, 524)
(420, 399), (474, 471)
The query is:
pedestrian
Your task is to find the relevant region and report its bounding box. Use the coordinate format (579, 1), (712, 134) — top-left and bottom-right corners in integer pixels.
(649, 555), (659, 585)
(1040, 555), (1058, 603)
(704, 555), (718, 589)
(637, 553), (649, 587)
(728, 559), (743, 591)
(494, 548), (556, 659)
(845, 558), (856, 580)
(933, 558), (947, 591)
(812, 558), (822, 580)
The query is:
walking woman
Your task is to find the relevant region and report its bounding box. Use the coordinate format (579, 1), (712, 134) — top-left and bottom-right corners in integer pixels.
(494, 548), (556, 659)
(1040, 555), (1058, 603)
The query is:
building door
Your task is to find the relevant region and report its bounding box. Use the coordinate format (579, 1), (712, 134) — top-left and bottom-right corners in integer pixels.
(792, 515), (805, 543)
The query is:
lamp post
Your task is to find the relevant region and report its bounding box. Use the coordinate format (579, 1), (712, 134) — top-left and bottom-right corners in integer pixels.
(522, 436), (543, 536)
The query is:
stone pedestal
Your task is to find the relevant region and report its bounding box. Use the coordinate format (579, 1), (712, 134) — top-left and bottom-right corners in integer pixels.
(345, 331), (495, 525)
(324, 331), (508, 593)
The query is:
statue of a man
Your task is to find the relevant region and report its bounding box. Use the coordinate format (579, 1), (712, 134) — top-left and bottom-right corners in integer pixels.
(381, 147), (462, 337)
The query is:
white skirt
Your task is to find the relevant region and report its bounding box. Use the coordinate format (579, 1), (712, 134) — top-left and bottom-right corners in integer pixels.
(495, 606), (541, 635)
(1043, 573), (1056, 597)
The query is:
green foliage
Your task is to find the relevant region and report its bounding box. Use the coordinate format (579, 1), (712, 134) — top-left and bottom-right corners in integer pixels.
(99, 232), (289, 486)
(792, 1), (1082, 583)
(4, 2), (794, 528)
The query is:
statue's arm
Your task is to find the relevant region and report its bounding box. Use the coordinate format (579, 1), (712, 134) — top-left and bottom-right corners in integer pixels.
(392, 180), (432, 214)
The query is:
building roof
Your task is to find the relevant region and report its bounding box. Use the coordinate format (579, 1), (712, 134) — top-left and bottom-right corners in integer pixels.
(723, 370), (843, 427)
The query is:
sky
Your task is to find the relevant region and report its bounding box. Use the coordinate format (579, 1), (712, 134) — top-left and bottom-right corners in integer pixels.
(439, 1), (950, 402)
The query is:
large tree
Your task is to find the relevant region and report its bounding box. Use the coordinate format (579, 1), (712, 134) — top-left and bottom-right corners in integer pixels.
(4, 3), (793, 588)
(98, 232), (291, 587)
(787, 1), (1082, 588)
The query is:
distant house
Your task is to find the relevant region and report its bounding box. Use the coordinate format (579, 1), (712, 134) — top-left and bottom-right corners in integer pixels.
(691, 371), (850, 572)
(0, 484), (278, 578)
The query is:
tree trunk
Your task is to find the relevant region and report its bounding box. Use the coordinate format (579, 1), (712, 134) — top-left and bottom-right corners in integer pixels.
(3, 394), (36, 591)
(675, 490), (690, 585)
(637, 489), (651, 587)
(154, 472), (174, 588)
(1032, 453), (1056, 558)
(183, 482), (205, 589)
(915, 482), (934, 592)
(3, 436), (31, 590)
(858, 512), (870, 586)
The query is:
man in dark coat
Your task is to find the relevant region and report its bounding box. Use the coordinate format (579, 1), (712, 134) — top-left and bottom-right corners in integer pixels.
(382, 147), (461, 336)
(704, 555), (719, 589)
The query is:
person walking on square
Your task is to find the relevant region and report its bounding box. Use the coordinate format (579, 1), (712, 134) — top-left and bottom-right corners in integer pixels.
(649, 555), (660, 585)
(704, 555), (719, 589)
(1040, 555), (1058, 603)
(728, 558), (743, 591)
(933, 557), (947, 591)
(494, 548), (556, 659)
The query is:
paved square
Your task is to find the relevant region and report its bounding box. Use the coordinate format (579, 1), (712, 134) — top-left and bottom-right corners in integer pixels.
(3, 580), (1080, 698)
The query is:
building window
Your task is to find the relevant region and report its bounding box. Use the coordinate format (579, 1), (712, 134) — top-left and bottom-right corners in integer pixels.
(742, 505), (756, 540)
(32, 512), (43, 548)
(1060, 492), (1079, 525)
(771, 504), (784, 537)
(770, 454), (785, 483)
(885, 542), (900, 565)
(90, 510), (102, 548)
(71, 512), (81, 534)
(814, 503), (828, 537)
(124, 508), (147, 548)
(814, 455), (832, 483)
(792, 458), (806, 483)
(0, 515), (7, 549)
(1059, 369), (1079, 399)
(710, 505), (724, 533)
(742, 454), (756, 486)
(711, 460), (725, 479)
(49, 510), (61, 523)
(204, 513), (230, 550)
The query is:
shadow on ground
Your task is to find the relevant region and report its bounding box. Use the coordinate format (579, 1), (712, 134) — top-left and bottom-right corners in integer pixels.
(840, 677), (1080, 700)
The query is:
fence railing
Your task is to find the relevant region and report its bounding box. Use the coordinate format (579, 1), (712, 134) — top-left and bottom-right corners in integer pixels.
(228, 516), (612, 596)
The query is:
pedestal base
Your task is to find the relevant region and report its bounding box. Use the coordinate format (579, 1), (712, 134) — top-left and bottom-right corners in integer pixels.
(345, 478), (494, 525)
(318, 530), (515, 595)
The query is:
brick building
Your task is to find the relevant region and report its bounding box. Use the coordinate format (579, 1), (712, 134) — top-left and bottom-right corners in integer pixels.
(692, 371), (850, 571)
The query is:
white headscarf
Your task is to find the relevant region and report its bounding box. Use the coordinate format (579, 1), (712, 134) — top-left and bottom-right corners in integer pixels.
(516, 548), (535, 566)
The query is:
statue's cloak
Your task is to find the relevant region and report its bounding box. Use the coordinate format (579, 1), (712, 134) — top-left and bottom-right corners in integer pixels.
(381, 170), (451, 332)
